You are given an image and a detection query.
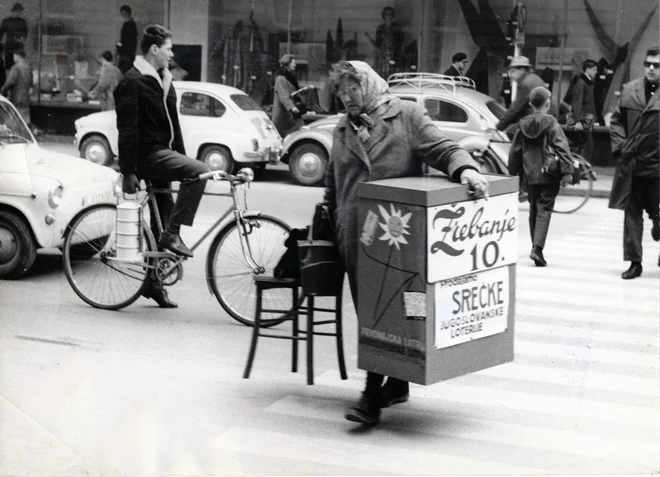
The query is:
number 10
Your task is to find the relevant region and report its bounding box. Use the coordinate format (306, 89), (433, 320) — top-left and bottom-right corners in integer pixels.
(470, 240), (500, 271)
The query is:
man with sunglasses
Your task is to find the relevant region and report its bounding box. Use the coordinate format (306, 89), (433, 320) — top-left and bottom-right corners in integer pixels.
(609, 46), (659, 279)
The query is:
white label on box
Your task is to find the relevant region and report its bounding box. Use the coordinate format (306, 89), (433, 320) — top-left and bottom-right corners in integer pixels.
(427, 193), (518, 283)
(434, 267), (509, 349)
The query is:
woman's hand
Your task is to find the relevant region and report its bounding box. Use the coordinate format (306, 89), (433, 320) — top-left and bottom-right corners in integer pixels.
(460, 168), (489, 200)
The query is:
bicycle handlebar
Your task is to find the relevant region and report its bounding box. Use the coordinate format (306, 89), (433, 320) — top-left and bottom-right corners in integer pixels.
(197, 169), (254, 183)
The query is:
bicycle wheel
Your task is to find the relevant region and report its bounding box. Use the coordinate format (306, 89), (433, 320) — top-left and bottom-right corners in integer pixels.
(63, 204), (156, 310)
(552, 154), (594, 214)
(207, 214), (293, 327)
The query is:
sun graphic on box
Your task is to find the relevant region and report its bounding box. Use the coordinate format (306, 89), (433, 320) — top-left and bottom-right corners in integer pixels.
(378, 204), (412, 250)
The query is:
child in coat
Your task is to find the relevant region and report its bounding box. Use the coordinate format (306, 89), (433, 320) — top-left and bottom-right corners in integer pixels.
(509, 86), (575, 266)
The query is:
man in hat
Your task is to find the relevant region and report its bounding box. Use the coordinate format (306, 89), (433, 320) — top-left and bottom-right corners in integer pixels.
(0, 3), (28, 70)
(443, 52), (469, 77)
(567, 59), (598, 162)
(496, 56), (545, 132)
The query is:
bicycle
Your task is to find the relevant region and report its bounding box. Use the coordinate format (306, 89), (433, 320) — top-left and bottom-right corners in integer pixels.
(463, 129), (595, 214)
(62, 169), (294, 328)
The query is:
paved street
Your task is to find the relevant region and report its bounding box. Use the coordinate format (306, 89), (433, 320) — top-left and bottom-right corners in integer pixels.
(1, 146), (659, 475)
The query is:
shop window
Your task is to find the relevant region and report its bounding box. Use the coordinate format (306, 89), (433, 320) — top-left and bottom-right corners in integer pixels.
(424, 99), (468, 123)
(180, 92), (226, 118)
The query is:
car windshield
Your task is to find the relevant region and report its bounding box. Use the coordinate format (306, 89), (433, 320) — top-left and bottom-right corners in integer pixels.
(0, 103), (32, 143)
(485, 100), (506, 120)
(230, 94), (262, 111)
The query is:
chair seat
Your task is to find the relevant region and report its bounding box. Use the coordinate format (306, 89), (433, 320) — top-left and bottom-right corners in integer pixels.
(254, 275), (300, 289)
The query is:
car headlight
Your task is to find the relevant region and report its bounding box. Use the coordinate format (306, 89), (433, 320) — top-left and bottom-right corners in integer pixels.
(48, 185), (64, 209)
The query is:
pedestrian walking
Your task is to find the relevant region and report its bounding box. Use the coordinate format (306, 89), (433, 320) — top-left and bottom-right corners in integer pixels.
(0, 3), (27, 71)
(509, 86), (574, 267)
(114, 24), (209, 307)
(117, 5), (138, 74)
(88, 51), (122, 111)
(567, 59), (598, 162)
(608, 46), (660, 279)
(496, 56), (546, 133)
(1, 49), (32, 128)
(272, 54), (304, 138)
(323, 60), (489, 426)
(443, 52), (469, 77)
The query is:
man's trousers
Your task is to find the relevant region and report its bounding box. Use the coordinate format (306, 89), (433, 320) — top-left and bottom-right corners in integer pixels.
(137, 149), (209, 241)
(527, 183), (560, 249)
(623, 175), (660, 262)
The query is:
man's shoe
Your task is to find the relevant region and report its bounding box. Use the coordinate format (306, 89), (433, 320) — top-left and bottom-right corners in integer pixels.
(159, 232), (193, 258)
(530, 246), (547, 267)
(345, 393), (381, 426)
(652, 222), (659, 241)
(143, 285), (178, 308)
(380, 381), (410, 409)
(621, 262), (643, 280)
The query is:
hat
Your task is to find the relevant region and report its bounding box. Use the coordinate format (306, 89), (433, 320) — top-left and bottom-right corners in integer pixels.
(11, 3), (24, 12)
(508, 56), (532, 69)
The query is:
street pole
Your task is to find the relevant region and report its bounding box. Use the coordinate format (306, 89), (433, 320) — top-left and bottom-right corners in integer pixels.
(287, 0), (292, 54)
(511, 1), (521, 102)
(555, 0), (569, 112)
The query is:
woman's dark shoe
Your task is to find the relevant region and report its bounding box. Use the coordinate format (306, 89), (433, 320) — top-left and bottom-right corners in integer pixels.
(652, 222), (659, 241)
(621, 262), (643, 280)
(159, 232), (193, 258)
(530, 246), (547, 267)
(142, 284), (178, 308)
(345, 393), (381, 425)
(380, 380), (410, 408)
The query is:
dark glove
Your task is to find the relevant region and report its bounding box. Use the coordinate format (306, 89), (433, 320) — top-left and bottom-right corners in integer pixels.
(122, 173), (140, 194)
(560, 174), (572, 187)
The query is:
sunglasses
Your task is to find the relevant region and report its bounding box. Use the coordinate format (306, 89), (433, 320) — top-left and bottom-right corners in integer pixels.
(644, 61), (660, 68)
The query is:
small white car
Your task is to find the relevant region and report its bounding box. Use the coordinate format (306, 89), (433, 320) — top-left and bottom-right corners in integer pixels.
(74, 81), (282, 173)
(0, 95), (118, 278)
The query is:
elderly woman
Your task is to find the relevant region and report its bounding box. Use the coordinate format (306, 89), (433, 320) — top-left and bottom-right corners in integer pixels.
(272, 53), (304, 138)
(323, 61), (489, 426)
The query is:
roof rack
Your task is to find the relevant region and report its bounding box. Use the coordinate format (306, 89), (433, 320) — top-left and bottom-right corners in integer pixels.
(387, 73), (476, 96)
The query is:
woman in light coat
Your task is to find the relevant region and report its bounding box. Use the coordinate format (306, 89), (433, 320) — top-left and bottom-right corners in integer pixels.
(323, 61), (489, 426)
(89, 51), (123, 111)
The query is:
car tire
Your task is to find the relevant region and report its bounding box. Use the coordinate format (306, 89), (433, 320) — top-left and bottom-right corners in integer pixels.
(80, 135), (114, 166)
(200, 145), (234, 173)
(0, 210), (37, 279)
(289, 143), (328, 186)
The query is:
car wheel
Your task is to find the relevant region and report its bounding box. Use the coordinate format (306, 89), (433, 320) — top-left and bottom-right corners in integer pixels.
(80, 135), (114, 166)
(0, 211), (37, 279)
(200, 145), (234, 173)
(289, 143), (328, 186)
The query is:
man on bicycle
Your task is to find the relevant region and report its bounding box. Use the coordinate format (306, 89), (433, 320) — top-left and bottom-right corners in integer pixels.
(114, 24), (208, 308)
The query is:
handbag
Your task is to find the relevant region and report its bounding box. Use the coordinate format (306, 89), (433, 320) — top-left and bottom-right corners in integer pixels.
(298, 202), (344, 296)
(542, 137), (581, 185)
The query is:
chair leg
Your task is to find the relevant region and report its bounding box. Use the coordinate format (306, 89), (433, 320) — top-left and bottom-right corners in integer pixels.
(291, 288), (299, 373)
(243, 285), (263, 379)
(306, 295), (314, 385)
(335, 293), (348, 380)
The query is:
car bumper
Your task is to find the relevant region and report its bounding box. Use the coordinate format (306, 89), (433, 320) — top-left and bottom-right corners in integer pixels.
(243, 146), (282, 164)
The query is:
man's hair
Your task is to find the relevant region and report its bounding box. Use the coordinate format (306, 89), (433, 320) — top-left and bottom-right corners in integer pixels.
(100, 50), (113, 62)
(452, 52), (468, 63)
(529, 86), (551, 109)
(120, 5), (132, 15)
(140, 25), (172, 55)
(582, 59), (597, 71)
(13, 49), (26, 59)
(646, 46), (660, 57)
(279, 54), (294, 67)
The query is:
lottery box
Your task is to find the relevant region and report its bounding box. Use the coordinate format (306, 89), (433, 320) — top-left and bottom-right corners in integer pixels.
(356, 173), (518, 385)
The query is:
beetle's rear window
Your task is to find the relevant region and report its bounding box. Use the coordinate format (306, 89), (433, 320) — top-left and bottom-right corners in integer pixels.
(231, 94), (262, 111)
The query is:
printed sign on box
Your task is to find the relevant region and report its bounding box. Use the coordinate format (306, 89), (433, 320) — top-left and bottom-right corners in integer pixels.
(427, 193), (518, 283)
(434, 267), (509, 349)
